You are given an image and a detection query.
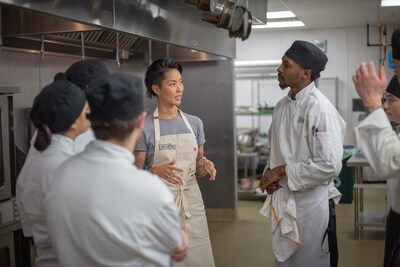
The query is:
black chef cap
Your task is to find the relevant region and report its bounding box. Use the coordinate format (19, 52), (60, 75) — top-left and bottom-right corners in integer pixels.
(386, 75), (400, 99)
(30, 80), (86, 133)
(392, 28), (400, 60)
(284, 40), (328, 75)
(86, 73), (143, 122)
(54, 59), (109, 90)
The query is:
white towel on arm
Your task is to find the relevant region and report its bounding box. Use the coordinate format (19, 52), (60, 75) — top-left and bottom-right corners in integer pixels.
(260, 187), (300, 262)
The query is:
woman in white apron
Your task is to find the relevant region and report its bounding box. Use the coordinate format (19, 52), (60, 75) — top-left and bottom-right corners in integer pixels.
(135, 58), (216, 267)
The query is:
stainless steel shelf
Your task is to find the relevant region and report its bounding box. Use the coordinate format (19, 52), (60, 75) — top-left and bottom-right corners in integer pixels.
(237, 189), (267, 200)
(238, 178), (267, 199)
(357, 211), (386, 227)
(348, 155), (388, 240)
(235, 111), (273, 116)
(354, 183), (387, 189)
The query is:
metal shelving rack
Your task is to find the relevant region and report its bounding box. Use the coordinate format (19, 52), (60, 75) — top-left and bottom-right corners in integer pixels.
(347, 155), (387, 240)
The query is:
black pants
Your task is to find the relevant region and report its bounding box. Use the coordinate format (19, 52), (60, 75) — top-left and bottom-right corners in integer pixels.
(384, 209), (400, 267)
(328, 198), (338, 267)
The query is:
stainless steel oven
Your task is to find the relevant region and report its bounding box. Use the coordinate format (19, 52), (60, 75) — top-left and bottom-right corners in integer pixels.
(0, 94), (14, 202)
(0, 88), (32, 267)
(0, 231), (15, 267)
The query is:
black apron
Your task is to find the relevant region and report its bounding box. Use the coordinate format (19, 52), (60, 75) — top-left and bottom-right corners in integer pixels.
(384, 209), (400, 267)
(322, 198), (338, 267)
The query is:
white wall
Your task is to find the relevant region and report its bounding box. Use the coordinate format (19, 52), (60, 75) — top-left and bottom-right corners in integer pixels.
(236, 26), (392, 144)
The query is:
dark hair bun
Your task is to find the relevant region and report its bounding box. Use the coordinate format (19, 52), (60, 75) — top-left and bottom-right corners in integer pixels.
(34, 122), (52, 151)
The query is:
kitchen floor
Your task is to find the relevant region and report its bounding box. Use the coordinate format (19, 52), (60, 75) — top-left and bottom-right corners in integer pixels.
(208, 189), (387, 267)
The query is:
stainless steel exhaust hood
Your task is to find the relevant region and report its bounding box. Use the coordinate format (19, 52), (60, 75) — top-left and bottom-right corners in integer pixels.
(2, 5), (146, 61)
(0, 0), (241, 59)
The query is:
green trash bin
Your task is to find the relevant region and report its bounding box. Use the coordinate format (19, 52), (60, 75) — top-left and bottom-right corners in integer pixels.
(337, 145), (357, 204)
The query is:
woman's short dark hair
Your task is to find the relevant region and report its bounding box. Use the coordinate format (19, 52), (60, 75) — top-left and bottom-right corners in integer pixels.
(144, 58), (183, 98)
(91, 120), (136, 142)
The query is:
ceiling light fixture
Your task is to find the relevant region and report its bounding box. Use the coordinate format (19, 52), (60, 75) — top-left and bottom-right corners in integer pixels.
(266, 11), (296, 19)
(252, 21), (305, 29)
(381, 0), (400, 6)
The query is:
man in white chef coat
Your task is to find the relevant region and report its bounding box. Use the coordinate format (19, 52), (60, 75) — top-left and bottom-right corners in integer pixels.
(259, 40), (346, 267)
(45, 73), (188, 267)
(352, 28), (400, 267)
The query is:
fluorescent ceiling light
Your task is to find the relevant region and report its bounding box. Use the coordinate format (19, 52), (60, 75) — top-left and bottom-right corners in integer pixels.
(267, 11), (296, 19)
(381, 0), (400, 6)
(253, 21), (305, 29)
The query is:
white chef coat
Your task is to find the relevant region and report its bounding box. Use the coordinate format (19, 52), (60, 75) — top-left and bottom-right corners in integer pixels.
(73, 126), (95, 153)
(30, 127), (95, 154)
(45, 140), (182, 267)
(265, 82), (346, 266)
(354, 108), (400, 213)
(16, 134), (75, 267)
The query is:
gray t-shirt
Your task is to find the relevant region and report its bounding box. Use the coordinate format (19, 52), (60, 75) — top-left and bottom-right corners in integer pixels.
(135, 112), (206, 170)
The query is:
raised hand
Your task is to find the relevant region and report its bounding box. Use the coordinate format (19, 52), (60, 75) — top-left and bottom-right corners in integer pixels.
(352, 61), (387, 109)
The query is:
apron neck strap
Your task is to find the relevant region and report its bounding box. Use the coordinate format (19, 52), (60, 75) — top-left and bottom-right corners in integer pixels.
(153, 107), (161, 142)
(152, 107), (196, 141)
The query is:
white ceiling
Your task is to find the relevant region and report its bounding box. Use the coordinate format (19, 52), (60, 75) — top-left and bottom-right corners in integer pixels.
(265, 0), (400, 29)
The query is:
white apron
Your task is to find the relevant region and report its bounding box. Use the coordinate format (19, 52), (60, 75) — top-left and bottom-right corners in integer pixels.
(152, 108), (215, 267)
(274, 184), (330, 267)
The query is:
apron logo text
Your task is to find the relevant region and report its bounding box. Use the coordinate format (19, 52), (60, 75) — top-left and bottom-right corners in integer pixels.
(158, 143), (176, 150)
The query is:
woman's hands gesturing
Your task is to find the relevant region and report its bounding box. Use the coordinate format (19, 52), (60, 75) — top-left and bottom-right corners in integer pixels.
(151, 160), (184, 184)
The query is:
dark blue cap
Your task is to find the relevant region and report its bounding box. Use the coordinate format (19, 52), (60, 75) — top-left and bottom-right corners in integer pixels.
(86, 73), (144, 122)
(285, 40), (328, 75)
(30, 80), (86, 133)
(55, 59), (109, 90)
(386, 75), (400, 99)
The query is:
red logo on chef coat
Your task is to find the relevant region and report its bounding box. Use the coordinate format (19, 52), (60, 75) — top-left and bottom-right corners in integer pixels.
(193, 147), (197, 152)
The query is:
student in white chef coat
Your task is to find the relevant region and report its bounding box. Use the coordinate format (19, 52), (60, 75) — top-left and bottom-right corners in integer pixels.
(53, 59), (109, 152)
(381, 75), (400, 218)
(134, 58), (216, 267)
(46, 73), (188, 267)
(28, 59), (109, 153)
(259, 40), (346, 267)
(16, 80), (90, 267)
(352, 28), (400, 267)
